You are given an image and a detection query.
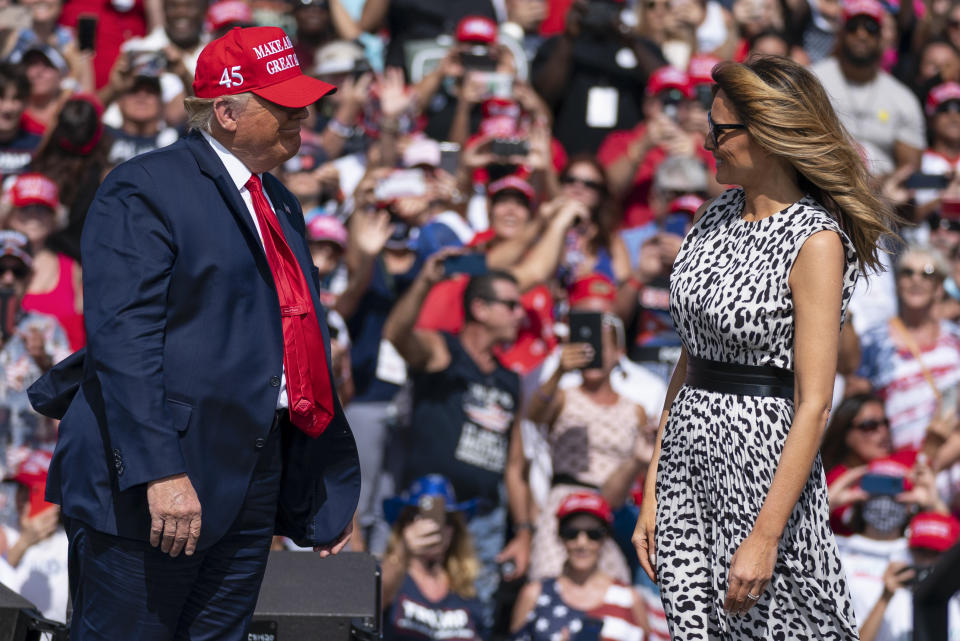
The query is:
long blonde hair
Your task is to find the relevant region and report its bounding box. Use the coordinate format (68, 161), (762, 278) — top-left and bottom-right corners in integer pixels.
(711, 57), (898, 272)
(385, 508), (480, 599)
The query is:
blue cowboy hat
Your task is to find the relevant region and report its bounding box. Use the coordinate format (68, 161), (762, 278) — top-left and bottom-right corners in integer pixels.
(383, 474), (481, 524)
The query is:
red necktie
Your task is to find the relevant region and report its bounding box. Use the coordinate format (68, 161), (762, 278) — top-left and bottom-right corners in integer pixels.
(245, 174), (334, 437)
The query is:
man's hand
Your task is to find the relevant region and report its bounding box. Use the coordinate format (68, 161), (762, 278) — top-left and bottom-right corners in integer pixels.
(147, 473), (202, 557)
(313, 520), (353, 557)
(496, 532), (531, 581)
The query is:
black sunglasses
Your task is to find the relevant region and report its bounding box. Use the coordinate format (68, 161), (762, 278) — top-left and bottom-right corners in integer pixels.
(560, 175), (605, 192)
(852, 418), (889, 432)
(482, 297), (522, 311)
(929, 214), (960, 233)
(558, 526), (606, 542)
(707, 111), (746, 148)
(897, 265), (940, 280)
(937, 100), (960, 115)
(0, 264), (29, 280)
(844, 16), (880, 35)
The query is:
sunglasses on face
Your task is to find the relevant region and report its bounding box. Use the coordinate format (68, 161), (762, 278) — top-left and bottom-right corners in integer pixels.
(0, 264), (29, 280)
(560, 175), (605, 192)
(844, 16), (881, 35)
(937, 100), (960, 115)
(482, 297), (522, 311)
(897, 264), (940, 280)
(707, 111), (746, 149)
(853, 418), (889, 432)
(558, 526), (606, 542)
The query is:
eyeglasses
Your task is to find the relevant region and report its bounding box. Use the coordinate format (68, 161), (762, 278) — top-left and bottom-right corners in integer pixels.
(852, 418), (889, 432)
(482, 297), (522, 311)
(928, 214), (960, 233)
(897, 264), (940, 280)
(560, 175), (605, 192)
(949, 19), (960, 29)
(707, 111), (746, 148)
(558, 526), (606, 541)
(0, 264), (29, 280)
(844, 16), (880, 35)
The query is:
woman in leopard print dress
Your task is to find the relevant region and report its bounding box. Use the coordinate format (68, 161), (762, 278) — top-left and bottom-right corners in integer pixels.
(632, 57), (899, 640)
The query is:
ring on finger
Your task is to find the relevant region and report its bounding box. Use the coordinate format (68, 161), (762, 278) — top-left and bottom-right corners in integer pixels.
(746, 592), (760, 601)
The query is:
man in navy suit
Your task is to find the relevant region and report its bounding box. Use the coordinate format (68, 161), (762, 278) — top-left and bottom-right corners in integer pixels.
(36, 26), (360, 641)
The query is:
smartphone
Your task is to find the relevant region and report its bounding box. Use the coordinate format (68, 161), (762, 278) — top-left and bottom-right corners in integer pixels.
(905, 172), (950, 190)
(77, 14), (98, 52)
(940, 383), (959, 420)
(374, 169), (426, 203)
(490, 138), (529, 158)
(473, 71), (513, 100)
(444, 253), (488, 277)
(860, 473), (905, 496)
(569, 311), (604, 370)
(460, 46), (498, 72)
(418, 494), (446, 528)
(128, 50), (167, 76)
(662, 213), (692, 236)
(438, 142), (460, 175)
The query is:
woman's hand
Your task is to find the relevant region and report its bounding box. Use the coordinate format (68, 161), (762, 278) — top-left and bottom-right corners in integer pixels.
(402, 517), (445, 557)
(724, 532), (777, 615)
(632, 488), (658, 582)
(827, 465), (867, 511)
(558, 342), (594, 373)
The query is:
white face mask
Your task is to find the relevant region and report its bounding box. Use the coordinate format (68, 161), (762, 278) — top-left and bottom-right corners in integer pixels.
(862, 495), (910, 534)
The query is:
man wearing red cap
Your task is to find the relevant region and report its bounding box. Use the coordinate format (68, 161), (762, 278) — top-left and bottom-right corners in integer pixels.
(35, 26), (360, 641)
(811, 0), (925, 176)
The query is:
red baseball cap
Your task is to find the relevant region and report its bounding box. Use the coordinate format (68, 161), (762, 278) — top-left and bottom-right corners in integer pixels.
(843, 0), (885, 23)
(908, 512), (960, 551)
(10, 173), (59, 209)
(193, 26), (336, 108)
(205, 0), (253, 33)
(306, 215), (347, 247)
(556, 491), (613, 525)
(927, 82), (960, 116)
(646, 66), (693, 99)
(687, 54), (721, 87)
(456, 16), (498, 44)
(667, 194), (705, 216)
(10, 449), (51, 487)
(488, 175), (536, 203)
(569, 273), (616, 306)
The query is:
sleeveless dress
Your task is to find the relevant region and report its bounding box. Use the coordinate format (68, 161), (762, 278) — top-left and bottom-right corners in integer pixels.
(21, 252), (85, 351)
(656, 188), (860, 639)
(529, 387), (636, 583)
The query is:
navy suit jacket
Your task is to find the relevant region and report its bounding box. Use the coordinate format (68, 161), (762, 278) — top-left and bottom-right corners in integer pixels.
(36, 131), (360, 550)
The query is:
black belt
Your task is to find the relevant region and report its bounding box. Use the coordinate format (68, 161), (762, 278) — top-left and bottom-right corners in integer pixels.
(685, 356), (795, 399)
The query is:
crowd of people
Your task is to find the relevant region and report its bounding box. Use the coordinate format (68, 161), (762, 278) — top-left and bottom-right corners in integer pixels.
(4, 0), (960, 638)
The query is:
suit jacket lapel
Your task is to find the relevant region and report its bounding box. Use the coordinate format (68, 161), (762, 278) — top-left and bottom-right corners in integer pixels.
(183, 132), (274, 280)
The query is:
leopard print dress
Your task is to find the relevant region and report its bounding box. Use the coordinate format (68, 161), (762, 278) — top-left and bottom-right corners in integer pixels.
(655, 188), (860, 640)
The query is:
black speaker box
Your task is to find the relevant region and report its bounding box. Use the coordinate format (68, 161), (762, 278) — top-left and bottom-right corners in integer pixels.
(251, 551), (380, 641)
(0, 583), (35, 641)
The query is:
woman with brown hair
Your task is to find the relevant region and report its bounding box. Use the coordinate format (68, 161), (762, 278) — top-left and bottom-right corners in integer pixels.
(632, 55), (898, 638)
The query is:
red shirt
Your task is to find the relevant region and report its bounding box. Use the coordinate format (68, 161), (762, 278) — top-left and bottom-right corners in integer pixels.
(596, 123), (716, 228)
(60, 0), (148, 89)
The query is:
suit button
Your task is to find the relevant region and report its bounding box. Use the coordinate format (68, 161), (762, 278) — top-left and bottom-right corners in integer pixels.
(254, 438), (266, 450)
(270, 376), (281, 387)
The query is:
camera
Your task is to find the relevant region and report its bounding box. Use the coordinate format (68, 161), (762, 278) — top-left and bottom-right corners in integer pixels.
(460, 45), (498, 72)
(490, 138), (529, 158)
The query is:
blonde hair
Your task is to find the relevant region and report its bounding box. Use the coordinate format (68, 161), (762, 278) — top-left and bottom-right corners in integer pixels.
(711, 57), (899, 272)
(183, 93), (251, 133)
(385, 509), (480, 599)
(897, 243), (950, 279)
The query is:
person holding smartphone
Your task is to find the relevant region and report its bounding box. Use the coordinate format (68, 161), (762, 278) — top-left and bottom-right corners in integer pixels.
(510, 492), (648, 641)
(380, 474), (486, 641)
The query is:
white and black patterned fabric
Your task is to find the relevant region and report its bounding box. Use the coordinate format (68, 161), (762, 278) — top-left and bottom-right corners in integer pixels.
(656, 187), (860, 639)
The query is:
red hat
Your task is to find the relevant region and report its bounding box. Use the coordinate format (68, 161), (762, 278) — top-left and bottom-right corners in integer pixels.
(456, 16), (498, 44)
(667, 194), (705, 216)
(569, 273), (616, 306)
(488, 175), (535, 203)
(687, 54), (721, 87)
(10, 173), (59, 209)
(193, 26), (336, 108)
(927, 82), (960, 116)
(10, 449), (51, 487)
(205, 0), (253, 33)
(306, 215), (347, 247)
(908, 512), (960, 551)
(842, 0), (885, 23)
(556, 491), (613, 525)
(646, 66), (693, 99)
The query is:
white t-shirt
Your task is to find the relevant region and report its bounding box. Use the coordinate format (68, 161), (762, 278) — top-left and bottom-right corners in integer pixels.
(0, 524), (69, 622)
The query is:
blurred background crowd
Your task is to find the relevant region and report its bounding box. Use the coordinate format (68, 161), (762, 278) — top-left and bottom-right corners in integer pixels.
(3, 0), (960, 638)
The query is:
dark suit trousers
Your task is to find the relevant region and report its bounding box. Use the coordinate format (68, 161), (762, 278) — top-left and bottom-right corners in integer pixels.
(65, 422), (283, 641)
